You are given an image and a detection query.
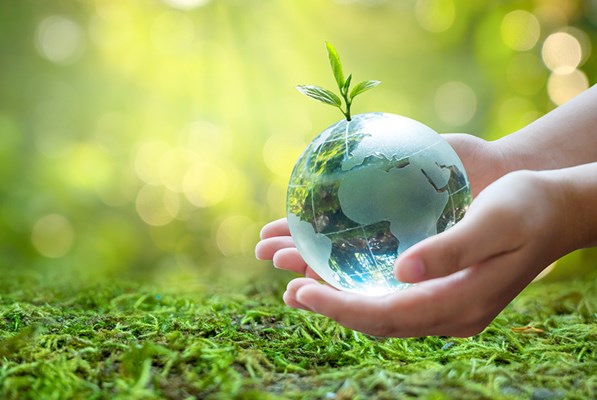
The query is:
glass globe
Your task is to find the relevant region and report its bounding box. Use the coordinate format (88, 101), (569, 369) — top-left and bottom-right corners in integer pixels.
(286, 113), (472, 296)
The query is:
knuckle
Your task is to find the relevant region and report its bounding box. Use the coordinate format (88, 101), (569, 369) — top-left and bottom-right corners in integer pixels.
(435, 238), (464, 276)
(444, 249), (463, 274)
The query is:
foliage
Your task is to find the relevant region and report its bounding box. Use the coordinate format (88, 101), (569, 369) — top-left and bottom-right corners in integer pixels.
(296, 42), (380, 121)
(0, 273), (595, 399)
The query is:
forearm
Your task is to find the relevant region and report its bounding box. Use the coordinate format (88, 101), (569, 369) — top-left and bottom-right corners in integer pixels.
(496, 85), (597, 172)
(545, 162), (597, 251)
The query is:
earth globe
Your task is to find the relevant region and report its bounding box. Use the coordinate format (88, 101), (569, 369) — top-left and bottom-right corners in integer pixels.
(286, 112), (472, 296)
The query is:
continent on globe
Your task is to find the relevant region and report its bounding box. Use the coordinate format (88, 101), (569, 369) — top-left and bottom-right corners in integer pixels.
(286, 113), (472, 296)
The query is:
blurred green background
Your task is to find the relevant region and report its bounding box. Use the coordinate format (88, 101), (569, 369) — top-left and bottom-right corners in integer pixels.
(0, 0), (595, 288)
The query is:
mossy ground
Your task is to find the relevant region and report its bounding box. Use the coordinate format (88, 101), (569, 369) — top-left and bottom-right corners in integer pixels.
(0, 271), (595, 400)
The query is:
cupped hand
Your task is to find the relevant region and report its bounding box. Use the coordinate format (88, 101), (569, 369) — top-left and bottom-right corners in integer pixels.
(282, 169), (574, 337)
(254, 135), (547, 337)
(255, 134), (507, 278)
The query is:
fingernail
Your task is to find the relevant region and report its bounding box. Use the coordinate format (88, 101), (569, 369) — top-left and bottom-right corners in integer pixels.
(397, 258), (425, 282)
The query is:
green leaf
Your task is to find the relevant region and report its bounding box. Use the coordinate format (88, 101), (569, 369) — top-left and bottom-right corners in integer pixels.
(296, 85), (342, 107)
(342, 73), (352, 95)
(325, 41), (345, 91)
(349, 80), (381, 100)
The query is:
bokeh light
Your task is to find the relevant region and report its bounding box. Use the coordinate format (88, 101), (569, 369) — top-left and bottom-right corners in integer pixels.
(542, 32), (583, 73)
(415, 0), (455, 33)
(182, 162), (229, 208)
(136, 185), (180, 226)
(151, 11), (195, 54)
(135, 141), (171, 185)
(35, 15), (85, 64)
(263, 134), (307, 178)
(547, 69), (589, 105)
(162, 0), (212, 11)
(434, 81), (477, 126)
(216, 215), (259, 257)
(501, 10), (541, 51)
(31, 214), (75, 258)
(497, 97), (541, 133)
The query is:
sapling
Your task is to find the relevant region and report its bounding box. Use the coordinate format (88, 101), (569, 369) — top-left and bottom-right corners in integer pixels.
(296, 41), (380, 121)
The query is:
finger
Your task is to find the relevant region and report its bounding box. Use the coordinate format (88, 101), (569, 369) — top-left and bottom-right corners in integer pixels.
(304, 268), (323, 280)
(290, 250), (542, 338)
(283, 278), (322, 310)
(255, 236), (295, 260)
(422, 250), (542, 337)
(293, 270), (488, 337)
(272, 248), (307, 273)
(272, 248), (324, 279)
(394, 205), (522, 283)
(283, 269), (469, 337)
(259, 218), (290, 239)
(292, 284), (408, 337)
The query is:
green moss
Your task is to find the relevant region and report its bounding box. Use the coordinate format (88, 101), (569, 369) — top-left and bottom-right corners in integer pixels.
(0, 273), (595, 400)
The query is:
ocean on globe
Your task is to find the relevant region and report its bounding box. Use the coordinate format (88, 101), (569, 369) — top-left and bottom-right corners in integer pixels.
(286, 113), (472, 296)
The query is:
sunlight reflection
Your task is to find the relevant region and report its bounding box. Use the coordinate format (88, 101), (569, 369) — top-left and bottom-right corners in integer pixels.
(500, 10), (540, 51)
(135, 141), (171, 185)
(62, 143), (113, 191)
(262, 135), (305, 178)
(542, 32), (582, 74)
(565, 27), (592, 64)
(498, 97), (539, 132)
(434, 81), (477, 126)
(31, 214), (75, 258)
(35, 16), (85, 64)
(182, 162), (228, 208)
(162, 0), (212, 10)
(136, 184), (180, 226)
(547, 69), (589, 106)
(182, 120), (229, 157)
(216, 215), (258, 257)
(533, 5), (567, 28)
(267, 178), (288, 215)
(159, 148), (196, 193)
(415, 0), (455, 33)
(151, 11), (195, 54)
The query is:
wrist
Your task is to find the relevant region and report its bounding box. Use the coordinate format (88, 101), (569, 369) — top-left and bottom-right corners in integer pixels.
(543, 163), (597, 251)
(491, 136), (520, 176)
(493, 129), (559, 173)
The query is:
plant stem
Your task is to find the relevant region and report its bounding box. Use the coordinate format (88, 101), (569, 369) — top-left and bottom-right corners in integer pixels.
(342, 91), (352, 121)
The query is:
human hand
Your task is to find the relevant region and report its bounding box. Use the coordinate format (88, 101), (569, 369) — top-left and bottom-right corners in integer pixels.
(257, 87), (597, 336)
(255, 134), (509, 285)
(255, 218), (323, 281)
(280, 169), (577, 337)
(441, 133), (510, 196)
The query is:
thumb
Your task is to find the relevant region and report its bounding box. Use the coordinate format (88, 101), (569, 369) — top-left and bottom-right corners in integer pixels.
(394, 205), (520, 283)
